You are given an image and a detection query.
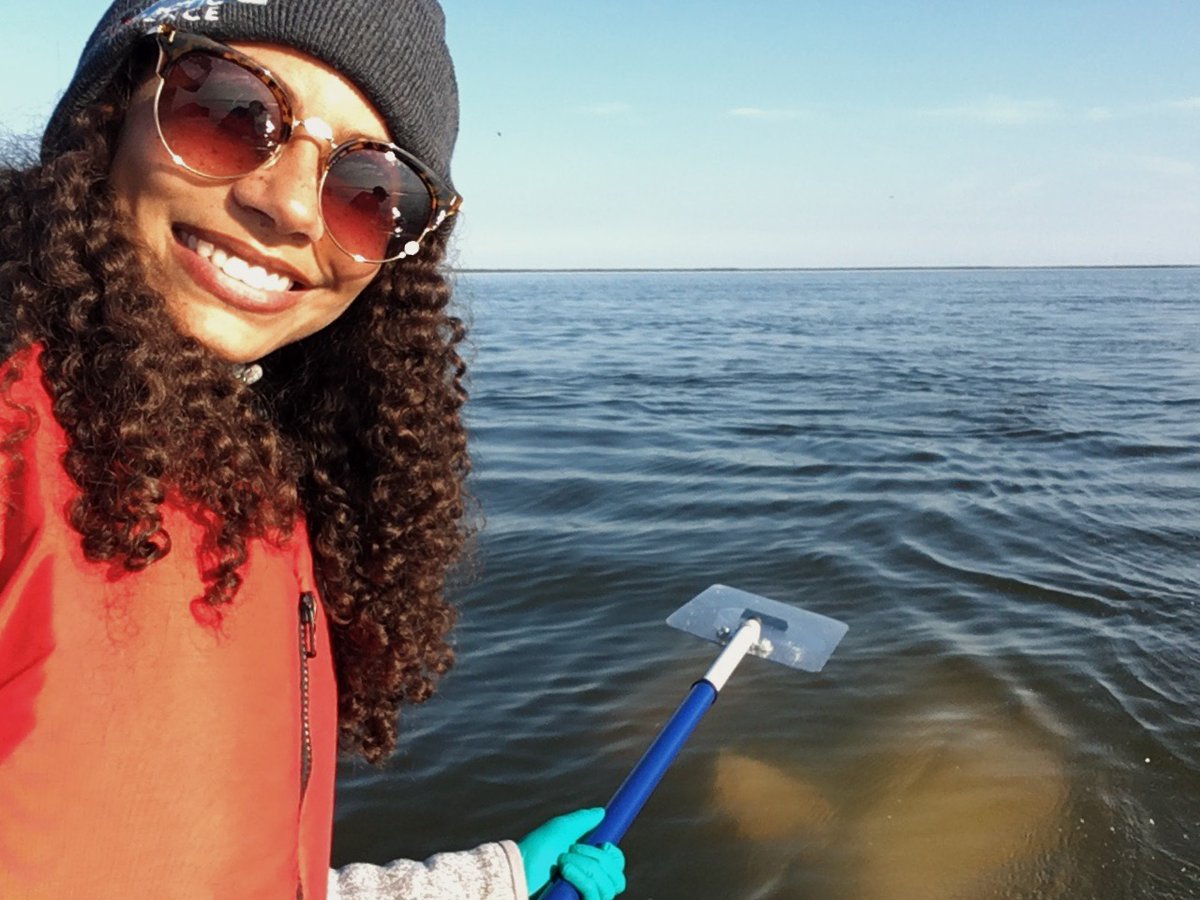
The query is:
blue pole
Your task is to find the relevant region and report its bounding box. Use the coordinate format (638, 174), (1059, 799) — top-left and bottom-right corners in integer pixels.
(538, 679), (719, 900)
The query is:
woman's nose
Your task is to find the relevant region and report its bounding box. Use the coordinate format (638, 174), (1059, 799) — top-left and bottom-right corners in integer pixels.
(230, 136), (326, 244)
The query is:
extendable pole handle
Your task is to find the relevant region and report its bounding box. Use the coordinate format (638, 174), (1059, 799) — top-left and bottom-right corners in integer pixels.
(538, 619), (762, 900)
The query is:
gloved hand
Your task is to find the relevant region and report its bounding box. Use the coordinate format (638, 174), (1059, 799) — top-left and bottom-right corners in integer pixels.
(516, 807), (626, 900)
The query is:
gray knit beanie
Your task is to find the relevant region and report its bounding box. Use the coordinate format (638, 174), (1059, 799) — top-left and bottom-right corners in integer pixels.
(43, 0), (459, 191)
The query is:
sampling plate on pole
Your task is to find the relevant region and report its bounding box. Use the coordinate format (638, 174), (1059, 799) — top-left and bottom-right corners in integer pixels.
(665, 583), (849, 673)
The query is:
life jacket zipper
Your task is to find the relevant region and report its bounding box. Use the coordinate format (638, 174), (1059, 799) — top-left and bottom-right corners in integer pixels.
(296, 591), (317, 900)
(298, 591), (317, 802)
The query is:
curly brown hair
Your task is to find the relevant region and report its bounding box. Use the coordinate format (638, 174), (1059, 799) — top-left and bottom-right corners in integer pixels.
(0, 58), (470, 763)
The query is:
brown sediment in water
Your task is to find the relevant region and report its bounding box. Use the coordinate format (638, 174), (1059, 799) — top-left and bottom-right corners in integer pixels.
(852, 702), (1069, 900)
(713, 751), (836, 841)
(709, 682), (1070, 899)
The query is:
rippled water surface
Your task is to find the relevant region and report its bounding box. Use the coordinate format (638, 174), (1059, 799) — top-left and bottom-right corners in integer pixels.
(334, 269), (1199, 899)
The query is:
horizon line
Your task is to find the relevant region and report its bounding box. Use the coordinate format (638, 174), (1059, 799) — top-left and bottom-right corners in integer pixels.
(456, 263), (1200, 274)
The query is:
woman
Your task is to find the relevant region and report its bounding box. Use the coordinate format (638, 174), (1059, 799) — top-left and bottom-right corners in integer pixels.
(0, 1), (625, 898)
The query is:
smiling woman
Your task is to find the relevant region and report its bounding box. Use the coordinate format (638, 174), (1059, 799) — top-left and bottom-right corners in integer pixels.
(0, 2), (624, 900)
(110, 38), (388, 361)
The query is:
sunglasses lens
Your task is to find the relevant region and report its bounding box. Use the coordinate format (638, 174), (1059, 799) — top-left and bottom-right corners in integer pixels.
(322, 148), (435, 262)
(157, 53), (282, 177)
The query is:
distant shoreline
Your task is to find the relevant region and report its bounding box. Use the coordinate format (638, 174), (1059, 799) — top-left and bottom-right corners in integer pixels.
(457, 264), (1200, 274)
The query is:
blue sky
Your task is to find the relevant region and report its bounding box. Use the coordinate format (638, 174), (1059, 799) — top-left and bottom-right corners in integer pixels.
(4, 1), (1198, 269)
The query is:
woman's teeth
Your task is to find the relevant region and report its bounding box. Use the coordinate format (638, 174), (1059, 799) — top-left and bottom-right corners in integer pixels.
(182, 231), (294, 292)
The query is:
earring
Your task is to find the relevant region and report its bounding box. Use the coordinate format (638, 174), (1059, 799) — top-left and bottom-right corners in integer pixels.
(232, 362), (263, 385)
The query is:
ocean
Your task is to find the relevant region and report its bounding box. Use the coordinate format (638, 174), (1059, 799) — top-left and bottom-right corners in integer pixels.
(332, 268), (1199, 900)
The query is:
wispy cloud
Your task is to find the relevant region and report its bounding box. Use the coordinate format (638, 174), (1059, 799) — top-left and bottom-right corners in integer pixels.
(1131, 154), (1198, 178)
(728, 106), (803, 121)
(1160, 97), (1200, 112)
(1087, 97), (1200, 119)
(918, 96), (1059, 126)
(1078, 98), (1200, 120)
(577, 101), (631, 116)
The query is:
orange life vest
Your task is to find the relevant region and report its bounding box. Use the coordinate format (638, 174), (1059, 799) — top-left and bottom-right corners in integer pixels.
(0, 346), (339, 899)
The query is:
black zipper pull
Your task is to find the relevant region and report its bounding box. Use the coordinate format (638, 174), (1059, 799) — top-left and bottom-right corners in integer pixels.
(299, 592), (317, 659)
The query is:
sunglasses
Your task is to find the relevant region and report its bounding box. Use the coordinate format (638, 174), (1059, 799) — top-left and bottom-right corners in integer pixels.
(150, 25), (461, 264)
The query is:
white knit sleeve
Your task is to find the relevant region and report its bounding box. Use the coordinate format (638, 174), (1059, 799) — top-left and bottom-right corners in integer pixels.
(327, 840), (528, 900)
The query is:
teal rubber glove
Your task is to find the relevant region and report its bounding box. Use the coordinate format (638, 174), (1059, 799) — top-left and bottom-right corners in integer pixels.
(516, 807), (627, 900)
(554, 842), (626, 900)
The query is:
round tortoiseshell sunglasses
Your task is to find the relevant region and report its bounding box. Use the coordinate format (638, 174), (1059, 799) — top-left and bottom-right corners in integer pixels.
(150, 24), (462, 264)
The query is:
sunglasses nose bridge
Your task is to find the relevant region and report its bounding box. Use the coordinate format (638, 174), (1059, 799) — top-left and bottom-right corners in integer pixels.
(291, 117), (338, 151)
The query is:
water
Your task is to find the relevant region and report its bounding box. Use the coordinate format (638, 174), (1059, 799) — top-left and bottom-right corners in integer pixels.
(332, 268), (1200, 899)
